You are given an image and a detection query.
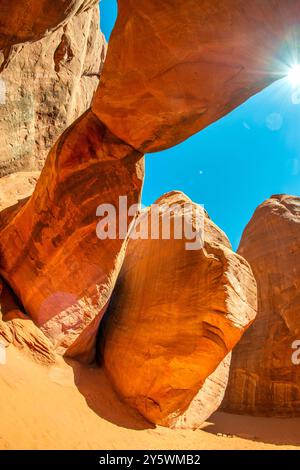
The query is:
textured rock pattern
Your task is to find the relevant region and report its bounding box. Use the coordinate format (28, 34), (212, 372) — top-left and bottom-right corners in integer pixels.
(0, 171), (40, 211)
(0, 0), (298, 376)
(94, 0), (300, 152)
(174, 353), (232, 429)
(0, 0), (99, 49)
(0, 111), (144, 361)
(100, 192), (257, 427)
(0, 4), (106, 176)
(223, 195), (300, 416)
(0, 278), (56, 365)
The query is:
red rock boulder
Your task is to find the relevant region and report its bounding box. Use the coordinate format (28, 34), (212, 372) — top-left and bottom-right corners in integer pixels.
(99, 192), (257, 427)
(223, 195), (300, 416)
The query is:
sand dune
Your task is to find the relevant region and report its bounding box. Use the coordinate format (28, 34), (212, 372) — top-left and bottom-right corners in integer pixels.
(0, 345), (299, 450)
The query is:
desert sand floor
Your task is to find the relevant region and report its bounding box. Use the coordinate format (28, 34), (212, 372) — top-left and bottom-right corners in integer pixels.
(0, 345), (299, 450)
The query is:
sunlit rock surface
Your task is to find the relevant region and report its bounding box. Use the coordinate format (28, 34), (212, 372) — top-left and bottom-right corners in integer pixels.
(0, 0), (298, 370)
(0, 111), (144, 361)
(0, 4), (106, 176)
(0, 171), (40, 211)
(93, 0), (300, 152)
(0, 277), (56, 365)
(100, 192), (257, 427)
(223, 195), (300, 416)
(0, 0), (99, 49)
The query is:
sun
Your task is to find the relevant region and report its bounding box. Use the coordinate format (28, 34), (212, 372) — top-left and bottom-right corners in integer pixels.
(288, 64), (300, 86)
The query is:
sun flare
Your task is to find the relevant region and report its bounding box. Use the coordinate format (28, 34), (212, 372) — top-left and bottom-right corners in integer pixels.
(288, 64), (300, 86)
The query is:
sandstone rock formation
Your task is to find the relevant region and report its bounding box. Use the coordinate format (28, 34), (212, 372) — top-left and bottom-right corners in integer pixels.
(0, 171), (40, 211)
(223, 195), (300, 416)
(0, 278), (56, 365)
(94, 0), (300, 152)
(0, 111), (144, 361)
(0, 4), (106, 176)
(99, 192), (257, 427)
(0, 0), (298, 368)
(0, 0), (99, 50)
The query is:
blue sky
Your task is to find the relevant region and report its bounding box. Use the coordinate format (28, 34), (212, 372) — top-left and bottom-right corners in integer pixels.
(100, 0), (300, 250)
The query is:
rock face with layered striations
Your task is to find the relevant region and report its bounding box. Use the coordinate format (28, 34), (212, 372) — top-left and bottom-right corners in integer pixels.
(0, 277), (56, 365)
(0, 0), (99, 50)
(99, 192), (257, 427)
(0, 111), (144, 362)
(94, 0), (300, 153)
(0, 3), (106, 176)
(0, 0), (298, 367)
(223, 195), (300, 416)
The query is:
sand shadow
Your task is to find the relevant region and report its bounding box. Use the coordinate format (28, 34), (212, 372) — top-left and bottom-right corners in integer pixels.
(202, 411), (300, 446)
(66, 358), (154, 431)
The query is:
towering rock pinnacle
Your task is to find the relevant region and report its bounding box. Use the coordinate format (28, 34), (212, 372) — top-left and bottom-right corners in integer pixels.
(223, 195), (300, 416)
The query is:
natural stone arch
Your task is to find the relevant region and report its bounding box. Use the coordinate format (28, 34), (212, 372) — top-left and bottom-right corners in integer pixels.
(0, 0), (299, 361)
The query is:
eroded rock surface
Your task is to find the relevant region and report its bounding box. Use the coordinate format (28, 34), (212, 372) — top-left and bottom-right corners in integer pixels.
(94, 0), (300, 152)
(0, 4), (106, 176)
(0, 0), (99, 50)
(0, 171), (40, 211)
(0, 111), (144, 361)
(100, 192), (257, 427)
(0, 278), (56, 365)
(223, 195), (300, 416)
(1, 0), (298, 371)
